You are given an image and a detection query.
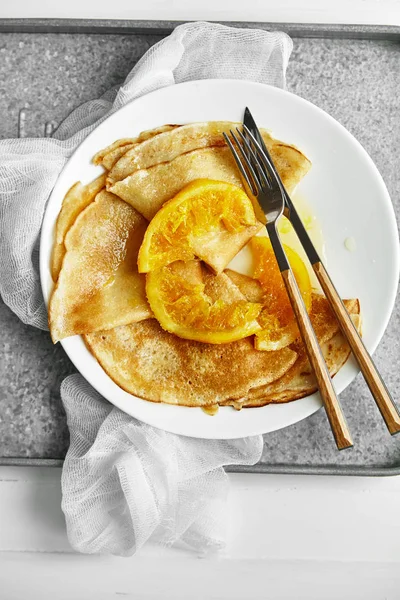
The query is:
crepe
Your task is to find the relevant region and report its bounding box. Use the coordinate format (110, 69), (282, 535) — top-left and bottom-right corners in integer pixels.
(94, 139), (138, 170)
(221, 297), (361, 408)
(107, 121), (233, 183)
(51, 173), (107, 281)
(106, 121), (311, 187)
(93, 125), (179, 170)
(109, 140), (310, 223)
(225, 269), (264, 302)
(49, 190), (152, 343)
(84, 319), (297, 407)
(84, 277), (359, 407)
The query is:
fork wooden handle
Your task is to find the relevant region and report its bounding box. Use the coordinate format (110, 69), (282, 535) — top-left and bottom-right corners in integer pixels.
(282, 269), (353, 450)
(313, 261), (400, 435)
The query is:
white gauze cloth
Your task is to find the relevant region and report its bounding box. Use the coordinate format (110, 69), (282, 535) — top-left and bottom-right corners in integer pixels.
(0, 22), (292, 555)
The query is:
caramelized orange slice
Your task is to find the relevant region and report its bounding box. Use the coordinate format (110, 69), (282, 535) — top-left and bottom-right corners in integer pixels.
(251, 237), (312, 351)
(146, 260), (262, 344)
(138, 179), (262, 274)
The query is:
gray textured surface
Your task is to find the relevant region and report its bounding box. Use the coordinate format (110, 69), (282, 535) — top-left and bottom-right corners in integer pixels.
(0, 33), (164, 458)
(264, 39), (400, 467)
(0, 33), (399, 466)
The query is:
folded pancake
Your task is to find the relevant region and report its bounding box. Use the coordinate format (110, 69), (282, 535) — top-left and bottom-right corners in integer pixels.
(225, 269), (264, 303)
(94, 139), (138, 170)
(107, 121), (310, 187)
(107, 121), (233, 183)
(49, 190), (152, 343)
(84, 319), (297, 407)
(51, 173), (107, 281)
(109, 140), (310, 223)
(136, 124), (179, 143)
(93, 125), (179, 170)
(221, 296), (361, 408)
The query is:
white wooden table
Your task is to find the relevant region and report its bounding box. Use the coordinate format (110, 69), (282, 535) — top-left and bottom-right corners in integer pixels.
(0, 0), (399, 26)
(2, 467), (400, 598)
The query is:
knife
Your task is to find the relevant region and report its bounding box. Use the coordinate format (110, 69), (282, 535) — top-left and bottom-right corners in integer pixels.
(243, 106), (400, 435)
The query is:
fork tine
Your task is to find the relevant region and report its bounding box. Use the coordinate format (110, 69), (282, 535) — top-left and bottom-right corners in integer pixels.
(229, 130), (262, 192)
(235, 128), (272, 190)
(223, 132), (258, 196)
(242, 124), (282, 192)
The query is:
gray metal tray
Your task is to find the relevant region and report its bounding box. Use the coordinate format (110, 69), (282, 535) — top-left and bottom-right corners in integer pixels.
(1, 20), (399, 475)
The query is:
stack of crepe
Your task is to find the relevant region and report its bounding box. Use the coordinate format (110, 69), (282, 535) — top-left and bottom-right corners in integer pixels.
(49, 122), (360, 410)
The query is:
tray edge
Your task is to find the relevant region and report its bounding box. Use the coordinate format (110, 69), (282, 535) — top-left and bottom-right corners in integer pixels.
(1, 17), (399, 476)
(1, 457), (400, 476)
(0, 19), (399, 41)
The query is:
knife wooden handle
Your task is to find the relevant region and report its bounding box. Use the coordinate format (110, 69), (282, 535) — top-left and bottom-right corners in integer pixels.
(282, 269), (353, 450)
(313, 261), (400, 435)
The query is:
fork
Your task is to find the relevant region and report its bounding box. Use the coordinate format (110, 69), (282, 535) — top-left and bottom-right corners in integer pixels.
(224, 126), (353, 450)
(243, 107), (400, 437)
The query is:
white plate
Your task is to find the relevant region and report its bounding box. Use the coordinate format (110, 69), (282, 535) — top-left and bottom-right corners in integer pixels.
(40, 79), (399, 440)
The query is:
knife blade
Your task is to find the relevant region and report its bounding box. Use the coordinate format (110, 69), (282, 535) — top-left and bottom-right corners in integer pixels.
(243, 107), (320, 265)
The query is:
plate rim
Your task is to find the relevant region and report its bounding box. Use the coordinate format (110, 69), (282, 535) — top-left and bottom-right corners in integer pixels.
(40, 78), (400, 439)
